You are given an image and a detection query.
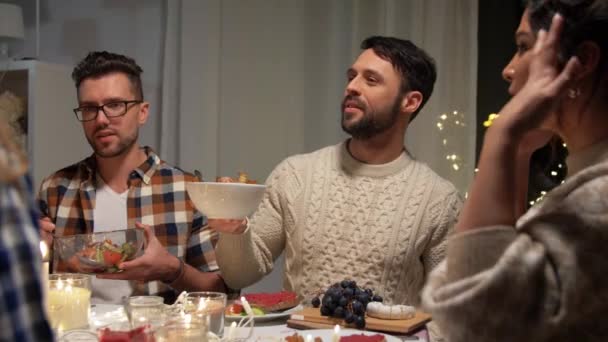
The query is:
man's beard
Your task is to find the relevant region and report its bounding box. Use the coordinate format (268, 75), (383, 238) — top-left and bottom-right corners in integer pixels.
(341, 95), (402, 140)
(86, 129), (138, 158)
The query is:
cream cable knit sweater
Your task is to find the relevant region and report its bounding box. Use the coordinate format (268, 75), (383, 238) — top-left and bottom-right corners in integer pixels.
(216, 142), (462, 306)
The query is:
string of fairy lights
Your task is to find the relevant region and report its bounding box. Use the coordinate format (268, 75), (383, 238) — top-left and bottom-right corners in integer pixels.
(436, 110), (467, 173)
(436, 112), (568, 206)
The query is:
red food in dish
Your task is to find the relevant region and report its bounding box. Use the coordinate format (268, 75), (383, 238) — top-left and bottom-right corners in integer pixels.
(340, 334), (387, 342)
(98, 326), (154, 342)
(103, 250), (123, 266)
(243, 291), (298, 312)
(225, 303), (244, 315)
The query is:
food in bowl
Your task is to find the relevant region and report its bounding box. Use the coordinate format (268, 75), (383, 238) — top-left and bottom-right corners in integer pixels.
(54, 229), (145, 274)
(98, 325), (155, 342)
(216, 171), (257, 184)
(340, 334), (387, 342)
(76, 239), (138, 272)
(186, 181), (265, 219)
(285, 333), (322, 342)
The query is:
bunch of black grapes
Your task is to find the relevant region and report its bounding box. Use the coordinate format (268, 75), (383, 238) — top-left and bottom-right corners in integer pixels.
(311, 280), (383, 329)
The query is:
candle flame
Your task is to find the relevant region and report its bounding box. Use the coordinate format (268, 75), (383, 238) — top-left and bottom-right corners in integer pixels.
(197, 297), (208, 311)
(227, 321), (237, 340)
(39, 241), (48, 260)
(332, 324), (341, 342)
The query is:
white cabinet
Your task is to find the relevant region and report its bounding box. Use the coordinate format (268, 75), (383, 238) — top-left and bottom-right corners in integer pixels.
(1, 60), (90, 189)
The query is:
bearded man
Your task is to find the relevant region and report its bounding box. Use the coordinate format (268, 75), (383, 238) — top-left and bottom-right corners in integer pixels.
(211, 36), (462, 308)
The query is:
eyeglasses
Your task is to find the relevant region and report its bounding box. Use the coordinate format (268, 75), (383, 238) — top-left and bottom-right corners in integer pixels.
(73, 100), (142, 122)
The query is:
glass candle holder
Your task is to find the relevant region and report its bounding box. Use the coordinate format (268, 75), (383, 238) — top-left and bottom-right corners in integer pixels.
(157, 314), (209, 342)
(47, 273), (92, 332)
(126, 295), (165, 328)
(183, 291), (227, 337)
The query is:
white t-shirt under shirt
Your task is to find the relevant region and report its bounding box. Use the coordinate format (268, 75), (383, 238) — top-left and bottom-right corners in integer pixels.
(91, 176), (133, 304)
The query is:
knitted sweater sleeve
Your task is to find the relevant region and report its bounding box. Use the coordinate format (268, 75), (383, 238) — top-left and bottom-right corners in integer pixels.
(421, 172), (608, 342)
(215, 158), (299, 290)
(421, 184), (462, 275)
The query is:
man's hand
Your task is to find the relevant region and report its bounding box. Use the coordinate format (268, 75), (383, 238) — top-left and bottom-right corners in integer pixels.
(97, 222), (181, 282)
(207, 218), (248, 234)
(40, 217), (55, 246)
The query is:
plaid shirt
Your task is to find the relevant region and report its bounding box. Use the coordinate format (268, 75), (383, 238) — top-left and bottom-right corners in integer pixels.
(38, 147), (218, 302)
(0, 161), (53, 339)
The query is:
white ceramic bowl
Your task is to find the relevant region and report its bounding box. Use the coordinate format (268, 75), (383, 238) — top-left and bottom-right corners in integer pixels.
(186, 182), (266, 219)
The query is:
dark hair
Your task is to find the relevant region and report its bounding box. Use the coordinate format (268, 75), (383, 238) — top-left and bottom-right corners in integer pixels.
(72, 51), (144, 100)
(524, 0), (608, 206)
(526, 0), (608, 73)
(361, 36), (437, 122)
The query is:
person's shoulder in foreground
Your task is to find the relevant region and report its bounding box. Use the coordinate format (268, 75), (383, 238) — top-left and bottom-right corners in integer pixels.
(0, 124), (53, 341)
(422, 0), (608, 341)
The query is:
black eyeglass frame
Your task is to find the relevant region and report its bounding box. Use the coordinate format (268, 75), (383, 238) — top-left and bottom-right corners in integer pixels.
(73, 100), (143, 122)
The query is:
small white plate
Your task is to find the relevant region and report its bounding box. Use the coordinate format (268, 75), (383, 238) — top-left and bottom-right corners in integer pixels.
(226, 304), (303, 322)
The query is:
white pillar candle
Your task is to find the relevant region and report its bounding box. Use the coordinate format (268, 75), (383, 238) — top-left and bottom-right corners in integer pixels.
(306, 334), (314, 342)
(47, 284), (91, 331)
(39, 241), (49, 301)
(240, 296), (254, 317)
(227, 321), (237, 340)
(332, 324), (341, 342)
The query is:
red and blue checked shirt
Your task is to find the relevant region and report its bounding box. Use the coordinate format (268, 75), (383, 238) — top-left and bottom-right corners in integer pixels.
(37, 147), (218, 302)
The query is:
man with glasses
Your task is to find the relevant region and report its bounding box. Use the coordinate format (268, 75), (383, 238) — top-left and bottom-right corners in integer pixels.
(37, 51), (226, 304)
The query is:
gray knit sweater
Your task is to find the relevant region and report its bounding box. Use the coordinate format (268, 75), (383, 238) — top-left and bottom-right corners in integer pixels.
(422, 139), (608, 342)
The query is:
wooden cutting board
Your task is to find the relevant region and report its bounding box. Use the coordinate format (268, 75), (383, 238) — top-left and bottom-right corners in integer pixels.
(288, 307), (431, 334)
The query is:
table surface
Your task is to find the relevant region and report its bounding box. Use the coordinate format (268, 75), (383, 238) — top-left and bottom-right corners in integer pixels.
(57, 304), (428, 341)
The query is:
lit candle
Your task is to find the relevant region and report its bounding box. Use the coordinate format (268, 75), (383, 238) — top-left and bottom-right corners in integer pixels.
(197, 297), (208, 311)
(240, 296), (254, 317)
(332, 324), (341, 342)
(306, 334), (313, 342)
(47, 276), (91, 332)
(227, 321), (237, 340)
(39, 241), (49, 301)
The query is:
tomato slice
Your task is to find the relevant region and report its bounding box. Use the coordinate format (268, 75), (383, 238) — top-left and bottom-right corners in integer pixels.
(225, 303), (244, 315)
(103, 250), (123, 266)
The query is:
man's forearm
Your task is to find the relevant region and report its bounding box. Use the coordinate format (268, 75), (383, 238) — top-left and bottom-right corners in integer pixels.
(168, 263), (227, 293)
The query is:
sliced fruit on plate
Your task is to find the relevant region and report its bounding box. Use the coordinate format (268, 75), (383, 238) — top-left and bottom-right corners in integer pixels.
(242, 290), (299, 312)
(225, 303), (244, 315)
(225, 303), (265, 316)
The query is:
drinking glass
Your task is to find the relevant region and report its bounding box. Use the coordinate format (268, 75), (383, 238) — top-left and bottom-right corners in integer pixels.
(183, 291), (227, 336)
(157, 314), (208, 342)
(126, 295), (165, 328)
